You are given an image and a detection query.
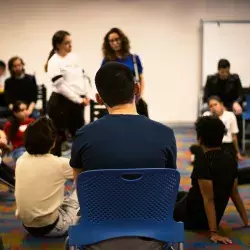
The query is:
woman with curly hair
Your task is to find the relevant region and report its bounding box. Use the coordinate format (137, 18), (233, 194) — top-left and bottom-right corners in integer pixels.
(101, 28), (148, 117)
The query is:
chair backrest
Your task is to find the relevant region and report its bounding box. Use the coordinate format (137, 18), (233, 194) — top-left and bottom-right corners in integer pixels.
(90, 100), (107, 122)
(246, 94), (250, 112)
(77, 168), (180, 226)
(37, 84), (47, 115)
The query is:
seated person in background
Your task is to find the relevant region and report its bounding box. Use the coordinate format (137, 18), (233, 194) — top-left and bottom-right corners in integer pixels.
(4, 101), (34, 161)
(0, 60), (7, 107)
(4, 56), (38, 117)
(203, 59), (243, 147)
(15, 117), (78, 237)
(203, 59), (243, 114)
(194, 96), (243, 161)
(70, 62), (176, 250)
(174, 116), (248, 244)
(0, 129), (15, 186)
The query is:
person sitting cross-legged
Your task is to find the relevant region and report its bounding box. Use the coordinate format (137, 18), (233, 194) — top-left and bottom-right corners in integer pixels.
(174, 116), (249, 244)
(15, 117), (79, 237)
(70, 62), (177, 250)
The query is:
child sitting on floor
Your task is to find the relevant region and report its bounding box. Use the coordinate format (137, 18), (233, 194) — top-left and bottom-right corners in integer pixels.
(15, 117), (79, 237)
(4, 101), (34, 161)
(174, 116), (249, 244)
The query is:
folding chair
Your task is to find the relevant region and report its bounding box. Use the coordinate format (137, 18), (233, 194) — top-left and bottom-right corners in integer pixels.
(242, 94), (250, 152)
(65, 168), (184, 250)
(90, 100), (107, 122)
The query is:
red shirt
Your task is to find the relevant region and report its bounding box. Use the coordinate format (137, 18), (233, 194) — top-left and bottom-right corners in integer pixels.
(4, 118), (35, 149)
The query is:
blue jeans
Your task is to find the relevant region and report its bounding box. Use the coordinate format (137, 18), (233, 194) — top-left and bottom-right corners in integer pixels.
(11, 147), (26, 161)
(30, 110), (40, 119)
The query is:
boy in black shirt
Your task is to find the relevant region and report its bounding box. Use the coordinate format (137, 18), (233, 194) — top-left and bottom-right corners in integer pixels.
(174, 116), (249, 244)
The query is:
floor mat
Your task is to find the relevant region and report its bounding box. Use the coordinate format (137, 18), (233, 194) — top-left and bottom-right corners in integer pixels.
(0, 127), (249, 249)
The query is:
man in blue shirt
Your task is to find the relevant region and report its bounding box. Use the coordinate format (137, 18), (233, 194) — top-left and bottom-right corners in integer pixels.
(70, 62), (176, 178)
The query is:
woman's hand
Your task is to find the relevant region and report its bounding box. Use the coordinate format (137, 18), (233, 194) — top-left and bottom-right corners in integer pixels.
(210, 232), (232, 244)
(26, 109), (33, 116)
(82, 97), (90, 106)
(233, 102), (242, 115)
(237, 152), (244, 161)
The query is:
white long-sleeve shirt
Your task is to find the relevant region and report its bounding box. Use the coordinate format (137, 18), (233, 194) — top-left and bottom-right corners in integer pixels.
(47, 52), (91, 104)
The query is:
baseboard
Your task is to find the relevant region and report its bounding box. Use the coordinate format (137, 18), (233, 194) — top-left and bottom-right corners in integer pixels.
(162, 122), (194, 128)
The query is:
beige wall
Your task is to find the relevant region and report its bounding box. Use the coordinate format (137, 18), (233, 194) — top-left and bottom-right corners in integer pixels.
(1, 0), (250, 123)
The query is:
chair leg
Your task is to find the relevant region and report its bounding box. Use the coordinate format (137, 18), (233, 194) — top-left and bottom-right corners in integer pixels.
(178, 242), (184, 250)
(243, 119), (246, 153)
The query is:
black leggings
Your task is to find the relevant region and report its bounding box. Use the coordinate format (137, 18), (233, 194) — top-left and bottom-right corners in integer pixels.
(48, 92), (85, 156)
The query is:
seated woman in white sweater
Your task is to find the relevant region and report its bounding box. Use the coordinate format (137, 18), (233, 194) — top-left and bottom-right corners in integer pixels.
(15, 117), (79, 237)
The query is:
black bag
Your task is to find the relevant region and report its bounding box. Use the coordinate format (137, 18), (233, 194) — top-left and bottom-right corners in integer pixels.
(136, 98), (149, 117)
(132, 54), (149, 118)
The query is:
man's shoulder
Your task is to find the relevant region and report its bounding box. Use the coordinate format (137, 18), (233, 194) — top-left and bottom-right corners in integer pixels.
(24, 74), (35, 80)
(207, 73), (218, 80)
(5, 77), (12, 84)
(77, 116), (174, 136)
(147, 119), (174, 134)
(229, 73), (240, 81)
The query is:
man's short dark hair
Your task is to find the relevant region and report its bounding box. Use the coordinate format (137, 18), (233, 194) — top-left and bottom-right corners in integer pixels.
(24, 116), (57, 155)
(95, 62), (135, 107)
(208, 95), (222, 104)
(218, 59), (230, 69)
(0, 60), (6, 69)
(195, 116), (225, 148)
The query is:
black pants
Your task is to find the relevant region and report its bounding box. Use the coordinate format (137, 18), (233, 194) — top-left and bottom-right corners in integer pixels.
(0, 162), (15, 186)
(48, 92), (85, 156)
(236, 114), (242, 150)
(136, 98), (149, 117)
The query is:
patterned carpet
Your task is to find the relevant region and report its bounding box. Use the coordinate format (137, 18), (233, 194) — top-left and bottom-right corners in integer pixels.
(0, 127), (250, 249)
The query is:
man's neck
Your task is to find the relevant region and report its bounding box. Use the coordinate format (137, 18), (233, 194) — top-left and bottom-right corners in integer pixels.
(107, 103), (138, 115)
(15, 73), (25, 79)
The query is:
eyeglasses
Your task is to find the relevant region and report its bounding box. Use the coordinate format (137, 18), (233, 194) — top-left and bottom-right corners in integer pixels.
(109, 38), (120, 44)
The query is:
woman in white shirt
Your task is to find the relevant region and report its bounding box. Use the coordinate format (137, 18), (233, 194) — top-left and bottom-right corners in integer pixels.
(190, 96), (243, 162)
(45, 30), (90, 156)
(203, 96), (243, 160)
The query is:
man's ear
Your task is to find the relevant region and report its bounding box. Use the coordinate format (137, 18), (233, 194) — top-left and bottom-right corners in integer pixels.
(134, 82), (141, 97)
(96, 93), (104, 105)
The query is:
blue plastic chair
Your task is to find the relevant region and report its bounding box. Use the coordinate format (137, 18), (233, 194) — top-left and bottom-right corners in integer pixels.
(242, 94), (250, 152)
(66, 168), (184, 250)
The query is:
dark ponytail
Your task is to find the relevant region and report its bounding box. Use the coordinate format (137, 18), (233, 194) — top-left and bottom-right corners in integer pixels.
(44, 30), (71, 72)
(8, 101), (26, 142)
(44, 49), (56, 72)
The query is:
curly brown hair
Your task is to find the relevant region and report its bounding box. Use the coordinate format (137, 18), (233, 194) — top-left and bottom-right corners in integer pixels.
(102, 28), (131, 61)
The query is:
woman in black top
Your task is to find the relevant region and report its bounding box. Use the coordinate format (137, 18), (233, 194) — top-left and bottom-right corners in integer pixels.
(4, 57), (37, 117)
(174, 116), (248, 244)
